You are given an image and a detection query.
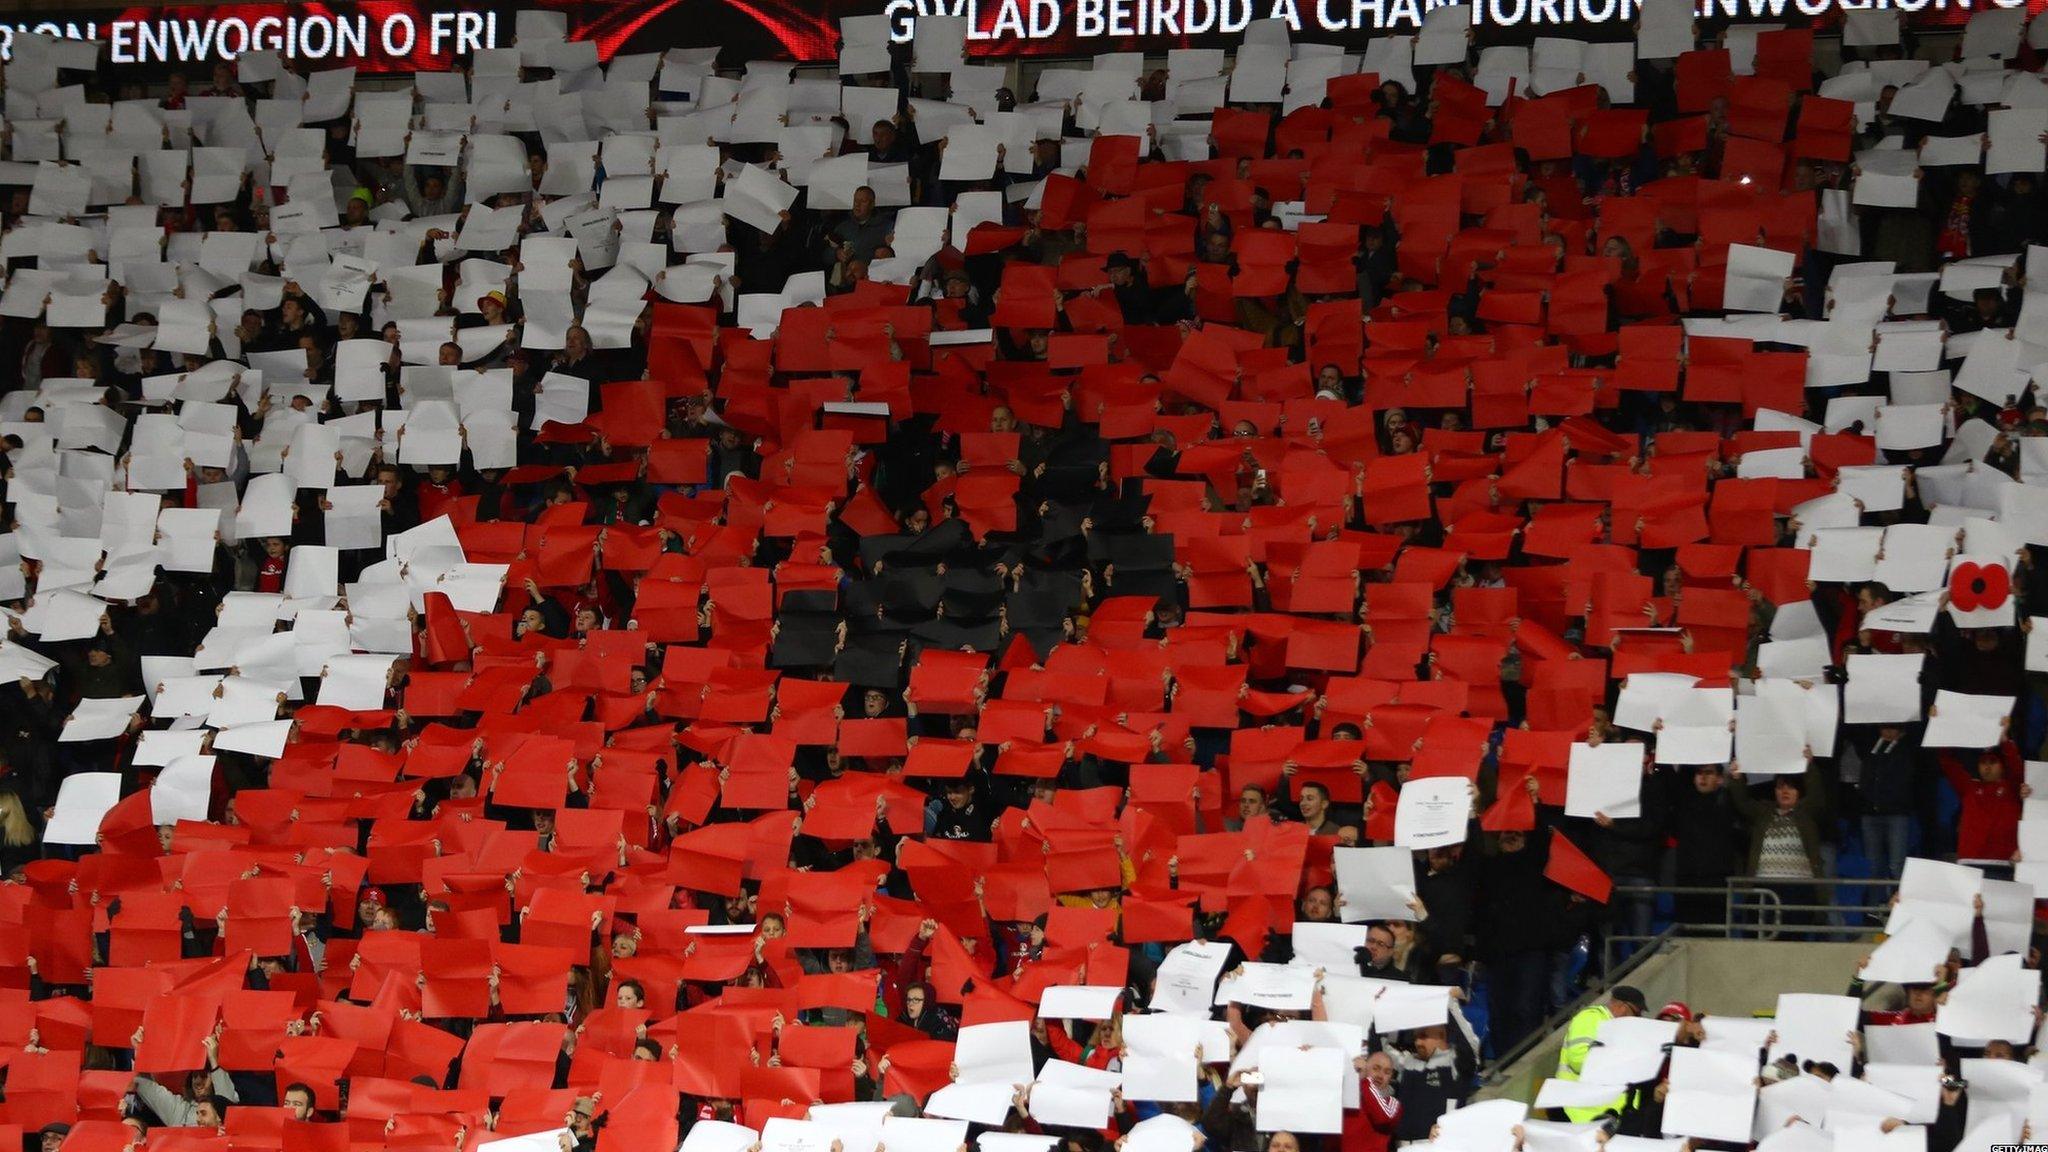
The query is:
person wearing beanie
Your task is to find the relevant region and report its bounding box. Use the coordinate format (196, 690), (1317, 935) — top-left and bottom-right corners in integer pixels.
(343, 186), (374, 226)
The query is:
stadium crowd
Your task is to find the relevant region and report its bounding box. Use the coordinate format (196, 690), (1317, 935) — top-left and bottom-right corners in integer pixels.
(1, 2), (2047, 1149)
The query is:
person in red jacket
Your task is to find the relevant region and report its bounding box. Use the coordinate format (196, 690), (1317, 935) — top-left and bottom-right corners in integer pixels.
(1940, 741), (2028, 863)
(254, 536), (289, 593)
(1344, 1051), (1403, 1152)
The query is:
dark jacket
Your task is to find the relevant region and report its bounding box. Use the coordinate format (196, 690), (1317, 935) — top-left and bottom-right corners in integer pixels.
(928, 798), (995, 842)
(1415, 852), (1477, 967)
(1474, 818), (1572, 958)
(1387, 1020), (1477, 1141)
(1854, 728), (1922, 816)
(1664, 769), (1747, 883)
(1197, 1077), (1262, 1152)
(1576, 777), (1668, 880)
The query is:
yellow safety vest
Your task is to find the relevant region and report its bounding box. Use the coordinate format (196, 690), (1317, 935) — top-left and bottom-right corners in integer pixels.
(1554, 1004), (1628, 1123)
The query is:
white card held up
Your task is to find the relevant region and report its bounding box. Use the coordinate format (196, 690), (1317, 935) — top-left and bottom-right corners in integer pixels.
(2025, 818), (2048, 868)
(680, 1122), (760, 1152)
(1662, 1047), (1760, 1145)
(43, 771), (124, 844)
(1367, 983), (1452, 1032)
(1734, 687), (1813, 777)
(235, 473), (296, 541)
(1873, 403), (1946, 450)
(1725, 245), (1796, 313)
(759, 1119), (835, 1152)
(922, 1083), (1016, 1127)
(1333, 845), (1418, 923)
(1635, 0), (1693, 57)
(1936, 953), (2041, 1042)
(1118, 1014), (1203, 1103)
(1957, 1059), (2040, 1129)
(282, 545), (341, 602)
(1416, 3), (1471, 64)
(30, 588), (111, 642)
(0, 641), (57, 685)
(1752, 1078), (1834, 1144)
(1613, 672), (1702, 732)
(1979, 877), (2034, 955)
(1844, 653), (1926, 724)
(1034, 1060), (1119, 1093)
(912, 13), (967, 72)
(1214, 964), (1315, 1013)
(1699, 1016), (1776, 1058)
(722, 164), (798, 234)
(1436, 1100), (1530, 1149)
(1027, 1082), (1111, 1131)
(1987, 107), (2048, 173)
(1288, 922), (1369, 971)
(1579, 1016), (1682, 1086)
(878, 1116), (966, 1152)
(1839, 1074), (1930, 1136)
(1535, 1077), (1635, 1110)
(1150, 941), (1233, 1016)
(806, 153), (869, 212)
(940, 124), (1001, 181)
(954, 1021), (1037, 1088)
(1922, 689), (2014, 748)
(148, 754), (216, 826)
(1962, 5), (2025, 56)
(60, 695), (145, 743)
(1567, 742), (1645, 819)
(978, 1138), (1057, 1152)
(1767, 993), (1860, 1071)
(1863, 1023), (1941, 1067)
(1252, 1047), (1345, 1134)
(1037, 985), (1122, 1021)
(317, 653), (397, 712)
(1871, 523), (1954, 593)
(1655, 722), (1734, 766)
(1853, 156), (1919, 208)
(1844, 9), (1901, 44)
(1860, 917), (1953, 985)
(211, 719), (293, 758)
(838, 14), (892, 73)
(1393, 775), (1471, 848)
(1120, 1115), (1202, 1152)
(1919, 132), (1985, 168)
(1889, 858), (1983, 945)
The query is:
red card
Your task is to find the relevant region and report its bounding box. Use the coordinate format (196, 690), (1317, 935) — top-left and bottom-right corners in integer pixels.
(1544, 828), (1613, 904)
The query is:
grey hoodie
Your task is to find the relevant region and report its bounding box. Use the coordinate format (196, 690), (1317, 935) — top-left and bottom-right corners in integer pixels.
(132, 1066), (238, 1128)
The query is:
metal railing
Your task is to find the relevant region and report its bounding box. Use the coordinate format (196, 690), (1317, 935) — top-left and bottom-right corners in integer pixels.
(1597, 876), (1907, 973)
(1478, 924), (1683, 1087)
(1613, 875), (1903, 945)
(1479, 876), (1905, 1077)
